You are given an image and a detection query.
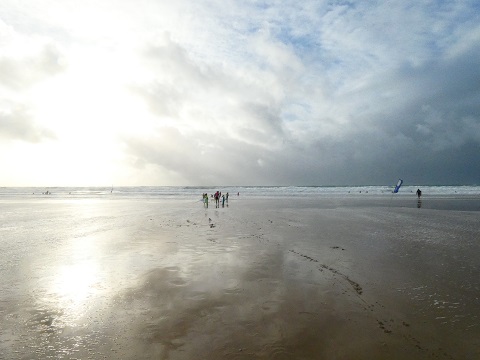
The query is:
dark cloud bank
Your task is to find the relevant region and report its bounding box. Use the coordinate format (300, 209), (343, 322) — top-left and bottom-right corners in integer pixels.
(124, 34), (480, 186)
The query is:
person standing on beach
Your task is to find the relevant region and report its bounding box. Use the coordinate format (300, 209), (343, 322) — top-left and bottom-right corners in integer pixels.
(214, 191), (220, 208)
(416, 188), (422, 199)
(226, 192), (229, 205)
(204, 193), (208, 208)
(222, 195), (225, 207)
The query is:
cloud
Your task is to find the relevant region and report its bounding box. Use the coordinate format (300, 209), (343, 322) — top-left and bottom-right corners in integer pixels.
(0, 105), (56, 143)
(0, 43), (66, 90)
(0, 22), (65, 144)
(118, 3), (480, 184)
(123, 126), (276, 185)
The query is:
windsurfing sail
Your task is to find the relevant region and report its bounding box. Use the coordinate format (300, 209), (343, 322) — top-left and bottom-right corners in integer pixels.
(393, 179), (403, 193)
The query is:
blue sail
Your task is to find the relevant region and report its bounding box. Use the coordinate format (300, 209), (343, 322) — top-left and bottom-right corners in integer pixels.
(393, 179), (403, 193)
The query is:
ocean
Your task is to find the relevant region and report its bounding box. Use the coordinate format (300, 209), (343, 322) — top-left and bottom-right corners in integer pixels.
(1, 185), (479, 200)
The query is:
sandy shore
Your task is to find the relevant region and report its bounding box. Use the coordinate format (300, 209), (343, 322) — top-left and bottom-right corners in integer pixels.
(1, 195), (479, 359)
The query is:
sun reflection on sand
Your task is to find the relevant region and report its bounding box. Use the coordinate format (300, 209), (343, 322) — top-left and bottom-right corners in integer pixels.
(50, 237), (102, 321)
(51, 262), (99, 318)
(55, 262), (97, 300)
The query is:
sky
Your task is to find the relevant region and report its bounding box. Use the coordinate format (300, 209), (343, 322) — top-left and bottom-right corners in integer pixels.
(1, 0), (479, 187)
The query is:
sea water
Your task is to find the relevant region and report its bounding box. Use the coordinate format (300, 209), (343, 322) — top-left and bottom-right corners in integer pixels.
(0, 185), (479, 200)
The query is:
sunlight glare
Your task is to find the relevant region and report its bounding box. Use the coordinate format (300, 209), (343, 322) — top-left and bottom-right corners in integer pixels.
(51, 261), (99, 319)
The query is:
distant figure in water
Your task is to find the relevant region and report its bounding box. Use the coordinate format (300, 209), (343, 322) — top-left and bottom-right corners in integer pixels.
(416, 188), (422, 199)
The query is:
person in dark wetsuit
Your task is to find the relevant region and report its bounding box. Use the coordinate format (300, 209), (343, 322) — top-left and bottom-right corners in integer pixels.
(416, 188), (422, 199)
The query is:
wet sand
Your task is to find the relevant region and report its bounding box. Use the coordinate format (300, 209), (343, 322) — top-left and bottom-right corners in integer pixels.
(1, 195), (479, 359)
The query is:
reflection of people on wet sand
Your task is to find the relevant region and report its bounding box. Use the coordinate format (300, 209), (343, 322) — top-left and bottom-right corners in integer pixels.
(416, 188), (422, 199)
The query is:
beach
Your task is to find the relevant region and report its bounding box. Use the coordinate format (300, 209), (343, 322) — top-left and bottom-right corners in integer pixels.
(1, 194), (479, 359)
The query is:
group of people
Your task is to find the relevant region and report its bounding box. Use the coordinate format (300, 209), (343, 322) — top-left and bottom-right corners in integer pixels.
(202, 191), (229, 208)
